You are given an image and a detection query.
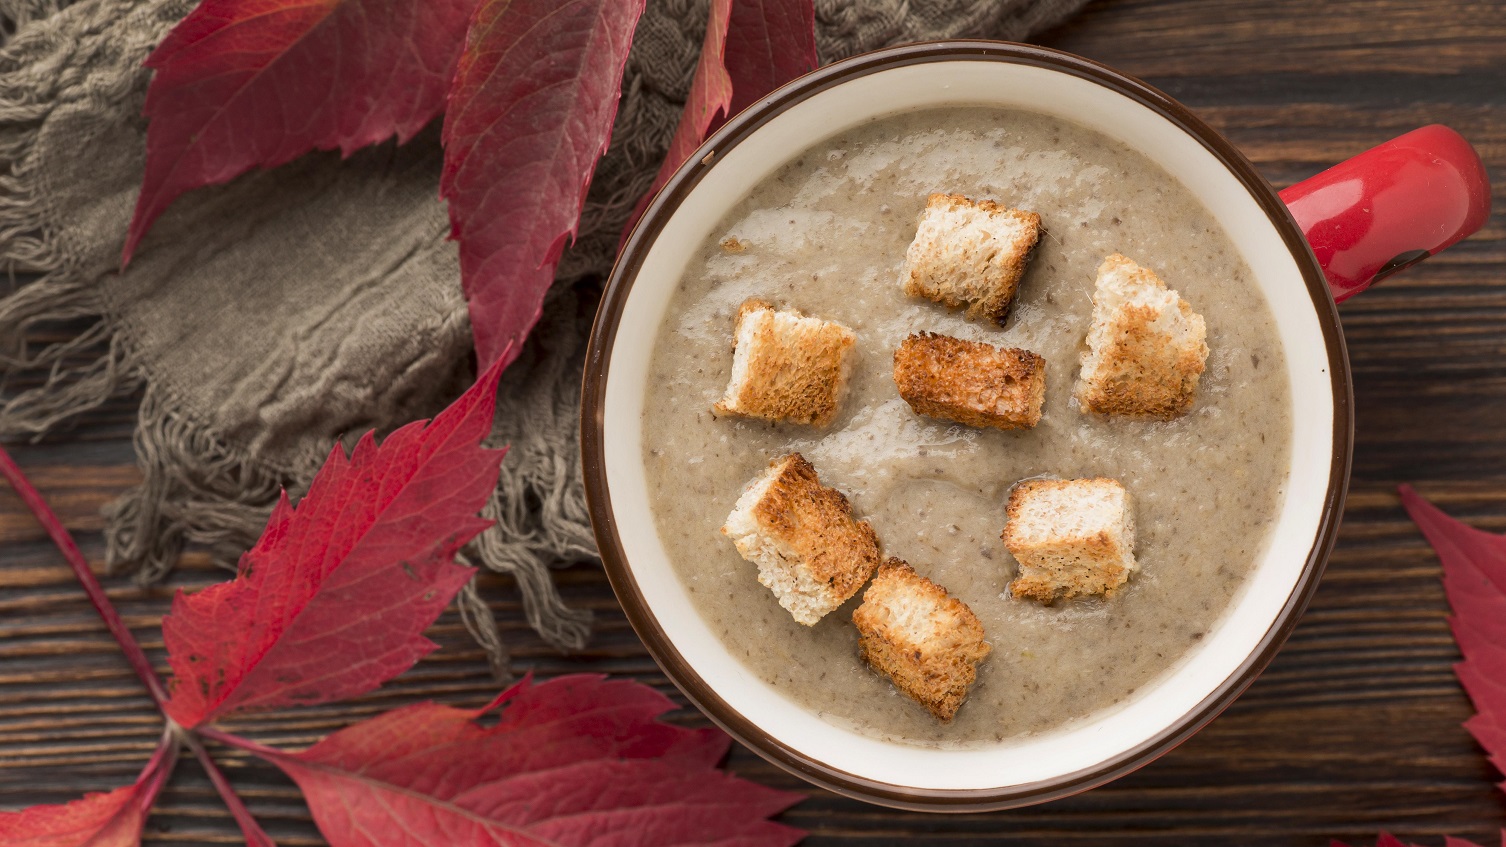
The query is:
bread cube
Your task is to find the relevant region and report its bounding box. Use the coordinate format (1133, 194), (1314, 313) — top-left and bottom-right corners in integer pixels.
(899, 193), (1042, 325)
(721, 453), (881, 625)
(714, 300), (856, 427)
(853, 558), (991, 722)
(1003, 477), (1137, 602)
(893, 332), (1046, 430)
(1075, 254), (1208, 419)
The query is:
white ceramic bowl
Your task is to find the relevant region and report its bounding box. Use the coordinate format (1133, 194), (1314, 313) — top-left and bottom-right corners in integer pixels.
(582, 41), (1351, 810)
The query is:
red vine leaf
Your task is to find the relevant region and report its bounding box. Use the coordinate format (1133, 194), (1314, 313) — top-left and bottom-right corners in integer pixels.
(162, 357), (510, 729)
(1333, 834), (1497, 847)
(0, 734), (177, 847)
(125, 0), (477, 264)
(621, 0), (817, 243)
(244, 674), (805, 846)
(720, 0), (818, 125)
(1400, 486), (1506, 793)
(620, 0), (732, 243)
(0, 788), (146, 847)
(441, 0), (646, 371)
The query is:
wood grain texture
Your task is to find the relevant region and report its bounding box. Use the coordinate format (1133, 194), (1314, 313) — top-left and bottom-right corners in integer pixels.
(3, 0), (1505, 843)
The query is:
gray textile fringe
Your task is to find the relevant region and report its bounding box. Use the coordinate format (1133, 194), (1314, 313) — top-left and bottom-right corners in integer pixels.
(0, 0), (1085, 676)
(102, 383), (287, 584)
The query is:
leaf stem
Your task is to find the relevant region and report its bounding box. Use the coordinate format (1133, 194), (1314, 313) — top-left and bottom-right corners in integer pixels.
(0, 444), (168, 706)
(137, 725), (181, 814)
(196, 725), (286, 760)
(178, 724), (274, 847)
(0, 445), (273, 845)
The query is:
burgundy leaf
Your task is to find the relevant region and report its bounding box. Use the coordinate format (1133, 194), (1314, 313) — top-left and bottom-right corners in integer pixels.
(441, 0), (645, 370)
(621, 0), (817, 242)
(124, 0), (477, 264)
(162, 357), (509, 728)
(0, 732), (177, 847)
(1401, 485), (1506, 793)
(720, 0), (817, 124)
(238, 674), (805, 847)
(1333, 834), (1497, 847)
(620, 0), (732, 243)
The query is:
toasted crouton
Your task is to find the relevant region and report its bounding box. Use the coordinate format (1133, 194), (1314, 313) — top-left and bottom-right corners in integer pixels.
(722, 453), (881, 625)
(1075, 254), (1208, 419)
(893, 332), (1046, 430)
(1003, 478), (1137, 602)
(853, 558), (990, 722)
(899, 193), (1042, 325)
(714, 300), (856, 427)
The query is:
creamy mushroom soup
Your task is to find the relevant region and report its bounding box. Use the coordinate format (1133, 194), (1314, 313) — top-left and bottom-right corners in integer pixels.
(639, 107), (1292, 748)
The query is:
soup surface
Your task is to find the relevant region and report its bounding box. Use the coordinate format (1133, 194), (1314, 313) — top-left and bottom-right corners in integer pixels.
(639, 106), (1293, 747)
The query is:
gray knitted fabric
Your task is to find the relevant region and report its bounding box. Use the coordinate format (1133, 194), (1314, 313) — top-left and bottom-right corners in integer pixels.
(0, 0), (1084, 671)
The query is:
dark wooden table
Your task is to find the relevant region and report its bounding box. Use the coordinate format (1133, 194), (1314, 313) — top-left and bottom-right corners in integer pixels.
(4, 0), (1505, 843)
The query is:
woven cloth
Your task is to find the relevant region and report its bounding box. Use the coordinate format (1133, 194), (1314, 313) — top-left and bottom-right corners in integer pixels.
(0, 0), (1086, 672)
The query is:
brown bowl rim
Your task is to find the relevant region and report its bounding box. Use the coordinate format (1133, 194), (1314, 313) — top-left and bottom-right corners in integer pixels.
(580, 40), (1354, 812)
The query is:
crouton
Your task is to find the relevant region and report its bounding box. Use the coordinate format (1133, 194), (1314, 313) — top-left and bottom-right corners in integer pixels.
(893, 332), (1046, 430)
(1003, 477), (1137, 602)
(1075, 254), (1208, 419)
(721, 453), (881, 625)
(853, 558), (990, 722)
(714, 300), (856, 427)
(899, 193), (1042, 325)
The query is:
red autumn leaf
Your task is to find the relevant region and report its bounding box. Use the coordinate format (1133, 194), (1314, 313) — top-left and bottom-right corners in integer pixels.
(124, 0), (477, 264)
(441, 0), (645, 371)
(1333, 834), (1497, 847)
(0, 733), (177, 847)
(1400, 485), (1506, 792)
(161, 357), (509, 729)
(620, 0), (732, 244)
(719, 0), (818, 125)
(621, 0), (817, 243)
(236, 674), (805, 847)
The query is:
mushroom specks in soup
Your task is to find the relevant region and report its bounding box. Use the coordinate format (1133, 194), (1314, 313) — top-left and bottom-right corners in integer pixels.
(639, 106), (1293, 748)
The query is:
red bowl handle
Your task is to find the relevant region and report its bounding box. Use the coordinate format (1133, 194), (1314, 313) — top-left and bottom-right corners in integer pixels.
(1277, 124), (1491, 303)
